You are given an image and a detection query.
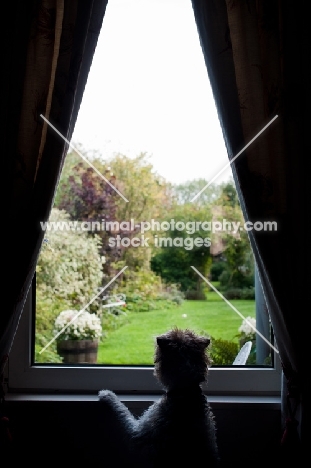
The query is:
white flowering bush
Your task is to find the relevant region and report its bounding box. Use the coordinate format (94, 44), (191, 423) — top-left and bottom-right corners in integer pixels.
(54, 310), (102, 341)
(37, 208), (105, 306)
(238, 316), (256, 340)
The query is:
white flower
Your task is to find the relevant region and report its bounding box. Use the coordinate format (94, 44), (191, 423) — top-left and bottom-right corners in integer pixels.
(54, 309), (102, 341)
(239, 316), (256, 337)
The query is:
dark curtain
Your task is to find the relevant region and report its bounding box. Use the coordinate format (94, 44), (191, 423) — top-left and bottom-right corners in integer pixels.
(191, 0), (309, 461)
(1, 0), (108, 376)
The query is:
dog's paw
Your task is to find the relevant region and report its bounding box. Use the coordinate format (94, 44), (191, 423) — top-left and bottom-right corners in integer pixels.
(98, 389), (136, 427)
(98, 389), (126, 410)
(98, 389), (113, 397)
(98, 389), (117, 401)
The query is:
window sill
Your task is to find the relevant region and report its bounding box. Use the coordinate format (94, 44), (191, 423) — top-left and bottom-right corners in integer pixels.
(5, 392), (281, 410)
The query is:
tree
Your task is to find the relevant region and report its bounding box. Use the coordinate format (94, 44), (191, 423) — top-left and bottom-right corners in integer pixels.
(106, 152), (175, 270)
(55, 149), (177, 287)
(217, 179), (239, 208)
(172, 178), (222, 206)
(212, 180), (255, 292)
(150, 203), (213, 298)
(55, 150), (119, 277)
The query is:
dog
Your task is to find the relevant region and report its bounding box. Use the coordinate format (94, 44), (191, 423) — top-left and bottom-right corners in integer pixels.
(98, 328), (219, 467)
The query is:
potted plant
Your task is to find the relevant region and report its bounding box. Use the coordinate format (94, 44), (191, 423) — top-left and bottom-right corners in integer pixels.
(54, 310), (102, 363)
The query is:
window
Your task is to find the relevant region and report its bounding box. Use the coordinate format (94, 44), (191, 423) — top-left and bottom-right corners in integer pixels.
(8, 0), (281, 396)
(9, 284), (281, 394)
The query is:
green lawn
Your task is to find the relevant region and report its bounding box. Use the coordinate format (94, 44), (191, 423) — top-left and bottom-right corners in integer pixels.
(97, 295), (255, 364)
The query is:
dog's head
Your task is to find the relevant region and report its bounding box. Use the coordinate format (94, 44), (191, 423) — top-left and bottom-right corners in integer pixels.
(154, 328), (211, 390)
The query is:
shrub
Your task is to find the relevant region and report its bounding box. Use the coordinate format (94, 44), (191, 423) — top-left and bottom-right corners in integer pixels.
(209, 337), (239, 365)
(210, 261), (228, 281)
(157, 283), (185, 305)
(223, 287), (255, 300)
(37, 208), (105, 307)
(100, 307), (129, 335)
(218, 269), (231, 289)
(35, 296), (71, 363)
(110, 262), (182, 313)
(223, 288), (244, 299)
(185, 289), (206, 300)
(240, 287), (255, 299)
(198, 330), (239, 365)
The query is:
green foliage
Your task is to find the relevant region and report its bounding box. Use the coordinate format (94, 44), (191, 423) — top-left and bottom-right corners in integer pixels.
(99, 293), (129, 338)
(224, 287), (255, 300)
(212, 181), (255, 292)
(35, 295), (71, 363)
(151, 249), (201, 292)
(217, 180), (240, 208)
(219, 238), (254, 288)
(150, 202), (213, 295)
(209, 337), (239, 365)
(210, 260), (227, 281)
(37, 208), (104, 306)
(172, 179), (221, 206)
(111, 262), (181, 313)
(107, 152), (174, 270)
(184, 288), (206, 300)
(150, 178), (253, 299)
(35, 343), (62, 364)
(246, 345), (257, 365)
(57, 151), (175, 275)
(156, 283), (185, 305)
(55, 150), (119, 277)
(108, 152), (173, 218)
(100, 306), (129, 337)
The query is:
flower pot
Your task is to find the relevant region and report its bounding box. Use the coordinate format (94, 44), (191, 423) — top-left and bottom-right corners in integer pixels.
(57, 339), (98, 364)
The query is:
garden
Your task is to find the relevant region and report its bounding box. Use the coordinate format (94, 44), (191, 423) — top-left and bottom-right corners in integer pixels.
(35, 149), (260, 367)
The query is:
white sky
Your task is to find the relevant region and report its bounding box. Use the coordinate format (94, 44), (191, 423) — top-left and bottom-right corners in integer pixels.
(72, 0), (232, 186)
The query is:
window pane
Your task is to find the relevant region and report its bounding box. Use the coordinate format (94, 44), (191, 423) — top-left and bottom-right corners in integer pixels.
(34, 0), (273, 368)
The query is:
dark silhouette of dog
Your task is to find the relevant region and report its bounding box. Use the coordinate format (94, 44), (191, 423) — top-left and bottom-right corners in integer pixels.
(99, 328), (219, 467)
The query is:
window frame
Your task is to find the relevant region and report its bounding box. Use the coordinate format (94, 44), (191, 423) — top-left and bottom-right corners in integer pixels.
(6, 0), (282, 399)
(8, 283), (281, 396)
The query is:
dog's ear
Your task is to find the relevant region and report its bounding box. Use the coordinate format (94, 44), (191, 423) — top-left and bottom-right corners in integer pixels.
(157, 336), (171, 348)
(201, 337), (210, 348)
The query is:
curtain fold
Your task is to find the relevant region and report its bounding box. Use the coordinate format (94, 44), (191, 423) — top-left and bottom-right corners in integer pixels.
(1, 0), (108, 376)
(191, 0), (309, 460)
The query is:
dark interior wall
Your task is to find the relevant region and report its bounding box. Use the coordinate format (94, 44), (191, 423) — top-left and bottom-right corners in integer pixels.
(3, 399), (281, 466)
